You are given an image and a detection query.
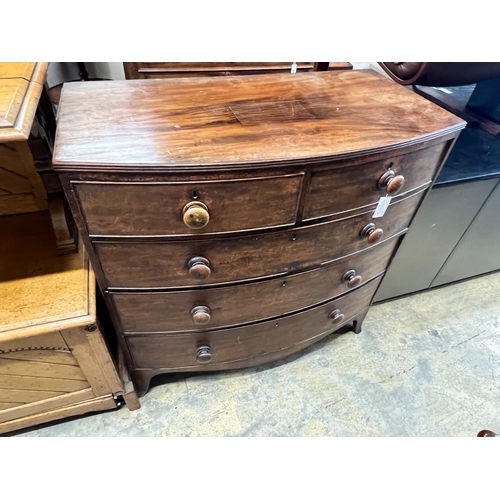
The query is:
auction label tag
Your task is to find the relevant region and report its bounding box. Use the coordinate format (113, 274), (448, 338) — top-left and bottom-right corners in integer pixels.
(372, 196), (392, 218)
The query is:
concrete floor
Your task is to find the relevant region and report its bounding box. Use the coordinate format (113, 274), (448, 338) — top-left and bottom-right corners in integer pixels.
(15, 272), (500, 437)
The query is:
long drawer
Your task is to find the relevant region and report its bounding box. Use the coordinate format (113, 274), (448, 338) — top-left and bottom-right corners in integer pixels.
(303, 142), (448, 220)
(126, 276), (382, 370)
(74, 174), (303, 236)
(112, 237), (398, 333)
(96, 189), (425, 289)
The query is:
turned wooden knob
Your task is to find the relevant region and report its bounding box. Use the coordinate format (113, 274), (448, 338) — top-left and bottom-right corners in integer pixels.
(188, 257), (211, 280)
(342, 269), (363, 288)
(477, 430), (498, 437)
(183, 201), (210, 229)
(196, 346), (212, 364)
(378, 169), (405, 195)
(360, 223), (384, 244)
(191, 306), (211, 325)
(329, 309), (345, 325)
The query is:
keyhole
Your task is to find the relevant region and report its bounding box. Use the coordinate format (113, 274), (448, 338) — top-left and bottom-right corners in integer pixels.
(192, 190), (198, 199)
(292, 234), (297, 241)
(282, 281), (287, 287)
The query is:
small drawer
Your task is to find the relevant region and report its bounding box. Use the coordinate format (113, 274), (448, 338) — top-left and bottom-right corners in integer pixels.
(112, 237), (398, 333)
(125, 276), (382, 370)
(96, 188), (425, 289)
(303, 143), (447, 220)
(74, 174), (303, 236)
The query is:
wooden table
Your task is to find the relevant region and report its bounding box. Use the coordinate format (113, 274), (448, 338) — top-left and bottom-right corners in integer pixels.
(0, 62), (76, 253)
(0, 211), (139, 434)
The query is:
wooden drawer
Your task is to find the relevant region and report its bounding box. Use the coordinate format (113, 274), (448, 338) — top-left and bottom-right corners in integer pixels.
(75, 174), (303, 237)
(112, 237), (398, 333)
(303, 143), (448, 220)
(96, 189), (425, 289)
(126, 276), (381, 370)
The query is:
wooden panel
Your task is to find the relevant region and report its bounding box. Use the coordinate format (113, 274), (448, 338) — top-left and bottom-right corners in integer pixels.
(113, 236), (399, 333)
(0, 387), (94, 424)
(124, 62), (315, 80)
(0, 388), (65, 404)
(0, 79), (28, 128)
(127, 276), (382, 370)
(75, 174), (303, 236)
(0, 63), (47, 142)
(0, 394), (116, 434)
(53, 71), (465, 169)
(0, 330), (67, 352)
(0, 141), (47, 216)
(0, 358), (87, 380)
(0, 62), (36, 80)
(0, 350), (78, 366)
(97, 189), (424, 289)
(0, 212), (91, 334)
(61, 327), (114, 397)
(0, 374), (89, 392)
(303, 142), (449, 220)
(0, 402), (22, 411)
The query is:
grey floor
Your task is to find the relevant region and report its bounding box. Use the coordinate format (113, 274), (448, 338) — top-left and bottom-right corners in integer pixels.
(16, 272), (500, 437)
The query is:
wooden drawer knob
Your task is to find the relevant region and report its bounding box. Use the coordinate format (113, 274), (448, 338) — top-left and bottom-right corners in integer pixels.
(196, 346), (212, 364)
(188, 257), (211, 280)
(183, 201), (210, 229)
(329, 309), (345, 324)
(360, 223), (384, 244)
(378, 169), (405, 195)
(342, 269), (363, 288)
(191, 306), (211, 325)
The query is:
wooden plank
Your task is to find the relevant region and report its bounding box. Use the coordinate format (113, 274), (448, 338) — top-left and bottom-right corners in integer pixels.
(85, 327), (123, 396)
(0, 394), (116, 434)
(61, 327), (112, 397)
(53, 71), (465, 169)
(0, 79), (28, 128)
(0, 212), (91, 335)
(0, 331), (67, 351)
(0, 350), (79, 366)
(118, 347), (140, 411)
(0, 358), (87, 380)
(0, 402), (22, 411)
(0, 62), (47, 141)
(0, 374), (89, 392)
(0, 387), (95, 424)
(0, 63), (36, 80)
(0, 388), (65, 404)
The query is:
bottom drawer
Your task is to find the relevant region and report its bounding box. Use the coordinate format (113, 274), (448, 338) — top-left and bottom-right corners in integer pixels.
(126, 275), (382, 370)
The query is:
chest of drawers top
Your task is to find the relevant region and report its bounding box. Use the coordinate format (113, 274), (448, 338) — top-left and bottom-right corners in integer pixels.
(53, 70), (464, 171)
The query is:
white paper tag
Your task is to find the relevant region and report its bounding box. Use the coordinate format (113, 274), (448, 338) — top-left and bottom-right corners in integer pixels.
(291, 62), (297, 74)
(373, 196), (392, 218)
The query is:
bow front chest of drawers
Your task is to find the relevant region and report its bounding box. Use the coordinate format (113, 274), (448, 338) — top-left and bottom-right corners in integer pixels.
(53, 70), (465, 396)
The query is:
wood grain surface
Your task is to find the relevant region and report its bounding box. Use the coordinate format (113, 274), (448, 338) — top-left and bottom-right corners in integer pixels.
(96, 190), (423, 289)
(126, 276), (382, 370)
(53, 70), (465, 169)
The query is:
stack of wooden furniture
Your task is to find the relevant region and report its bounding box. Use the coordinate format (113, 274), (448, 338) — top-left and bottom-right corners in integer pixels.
(53, 70), (465, 396)
(0, 62), (138, 434)
(123, 62), (353, 80)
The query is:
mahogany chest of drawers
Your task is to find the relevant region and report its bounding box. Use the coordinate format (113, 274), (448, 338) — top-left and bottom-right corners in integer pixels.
(53, 70), (465, 396)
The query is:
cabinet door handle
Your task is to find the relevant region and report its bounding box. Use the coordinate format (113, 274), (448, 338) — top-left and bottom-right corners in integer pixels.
(183, 201), (210, 229)
(329, 309), (345, 324)
(188, 256), (212, 280)
(196, 346), (212, 364)
(191, 306), (211, 325)
(378, 169), (405, 195)
(342, 269), (363, 288)
(360, 223), (384, 244)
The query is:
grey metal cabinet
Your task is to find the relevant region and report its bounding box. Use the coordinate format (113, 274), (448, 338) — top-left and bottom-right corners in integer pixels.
(374, 178), (499, 302)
